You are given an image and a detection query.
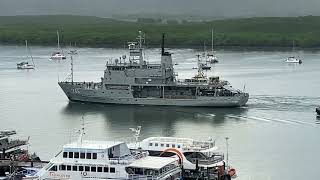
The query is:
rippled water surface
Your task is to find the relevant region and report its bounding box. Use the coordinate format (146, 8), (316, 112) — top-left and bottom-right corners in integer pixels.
(0, 45), (319, 180)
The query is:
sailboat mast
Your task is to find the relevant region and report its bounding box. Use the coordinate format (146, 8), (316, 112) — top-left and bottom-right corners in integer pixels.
(57, 30), (60, 50)
(26, 40), (35, 66)
(211, 29), (214, 54)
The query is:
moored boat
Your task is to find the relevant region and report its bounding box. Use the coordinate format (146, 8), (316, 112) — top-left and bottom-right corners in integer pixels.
(32, 128), (181, 180)
(50, 30), (66, 60)
(17, 40), (35, 70)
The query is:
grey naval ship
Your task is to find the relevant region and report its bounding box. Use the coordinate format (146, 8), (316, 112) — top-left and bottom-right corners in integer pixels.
(59, 31), (249, 107)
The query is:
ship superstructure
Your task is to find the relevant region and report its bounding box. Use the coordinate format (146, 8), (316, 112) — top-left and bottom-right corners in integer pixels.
(59, 31), (249, 107)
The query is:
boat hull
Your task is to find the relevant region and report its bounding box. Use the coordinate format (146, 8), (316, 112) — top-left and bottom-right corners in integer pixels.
(59, 82), (249, 107)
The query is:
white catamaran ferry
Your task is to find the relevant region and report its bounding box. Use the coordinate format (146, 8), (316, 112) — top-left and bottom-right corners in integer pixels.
(33, 128), (181, 180)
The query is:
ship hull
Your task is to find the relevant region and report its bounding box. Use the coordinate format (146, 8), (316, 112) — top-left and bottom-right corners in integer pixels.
(59, 82), (249, 107)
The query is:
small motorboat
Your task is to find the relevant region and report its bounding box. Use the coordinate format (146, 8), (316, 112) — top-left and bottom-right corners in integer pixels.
(285, 56), (302, 64)
(17, 62), (35, 69)
(207, 54), (219, 64)
(316, 107), (320, 116)
(50, 51), (66, 60)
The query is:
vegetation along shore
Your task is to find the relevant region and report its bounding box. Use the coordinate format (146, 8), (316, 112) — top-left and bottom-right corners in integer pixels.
(0, 15), (320, 48)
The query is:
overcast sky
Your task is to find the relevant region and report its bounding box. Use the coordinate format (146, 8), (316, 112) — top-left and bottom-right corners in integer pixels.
(1, 0), (319, 18)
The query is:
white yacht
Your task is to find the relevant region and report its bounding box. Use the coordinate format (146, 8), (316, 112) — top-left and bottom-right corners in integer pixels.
(17, 40), (35, 70)
(285, 56), (302, 64)
(285, 40), (302, 64)
(34, 129), (181, 180)
(206, 29), (219, 64)
(50, 30), (66, 60)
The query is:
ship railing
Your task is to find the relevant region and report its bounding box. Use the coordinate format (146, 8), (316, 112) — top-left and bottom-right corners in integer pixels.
(128, 166), (180, 180)
(187, 154), (224, 165)
(109, 153), (147, 165)
(4, 140), (28, 149)
(128, 174), (156, 180)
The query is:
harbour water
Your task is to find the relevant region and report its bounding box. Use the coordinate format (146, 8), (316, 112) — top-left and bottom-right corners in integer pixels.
(0, 45), (319, 180)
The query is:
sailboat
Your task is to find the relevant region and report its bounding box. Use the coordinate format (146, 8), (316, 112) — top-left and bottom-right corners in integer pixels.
(17, 40), (35, 70)
(206, 29), (219, 64)
(50, 30), (66, 60)
(285, 40), (302, 64)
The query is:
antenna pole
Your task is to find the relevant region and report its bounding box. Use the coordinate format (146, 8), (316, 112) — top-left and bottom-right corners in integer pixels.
(225, 137), (229, 170)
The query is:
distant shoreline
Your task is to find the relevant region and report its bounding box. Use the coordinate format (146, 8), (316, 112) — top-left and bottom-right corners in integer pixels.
(0, 15), (320, 48)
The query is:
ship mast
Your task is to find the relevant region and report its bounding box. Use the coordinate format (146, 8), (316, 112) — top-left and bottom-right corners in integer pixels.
(68, 50), (77, 83)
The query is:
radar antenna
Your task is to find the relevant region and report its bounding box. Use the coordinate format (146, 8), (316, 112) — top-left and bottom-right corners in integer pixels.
(129, 126), (142, 145)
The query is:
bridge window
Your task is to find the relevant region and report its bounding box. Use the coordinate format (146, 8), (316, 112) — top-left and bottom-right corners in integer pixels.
(79, 166), (84, 171)
(86, 153), (91, 159)
(73, 166), (77, 171)
(50, 165), (57, 171)
(69, 152), (73, 158)
(63, 152), (67, 158)
(98, 167), (103, 172)
(74, 152), (79, 158)
(93, 153), (97, 159)
(60, 165), (66, 171)
(110, 167), (115, 173)
(91, 166), (96, 172)
(80, 153), (85, 159)
(67, 165), (71, 171)
(104, 167), (109, 172)
(85, 166), (90, 172)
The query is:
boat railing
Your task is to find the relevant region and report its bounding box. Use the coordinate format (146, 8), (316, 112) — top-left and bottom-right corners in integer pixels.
(128, 174), (156, 180)
(187, 154), (224, 165)
(4, 139), (28, 149)
(109, 153), (147, 165)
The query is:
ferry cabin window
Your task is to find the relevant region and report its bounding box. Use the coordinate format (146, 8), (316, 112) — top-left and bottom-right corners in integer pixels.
(155, 143), (158, 147)
(67, 165), (71, 171)
(80, 152), (85, 159)
(60, 165), (66, 171)
(69, 152), (73, 158)
(85, 166), (90, 172)
(72, 166), (77, 171)
(86, 153), (92, 159)
(166, 144), (170, 147)
(50, 165), (57, 171)
(161, 144), (164, 147)
(74, 152), (79, 158)
(91, 166), (97, 172)
(98, 167), (103, 172)
(149, 143), (153, 146)
(104, 167), (109, 172)
(93, 153), (97, 159)
(172, 144), (176, 148)
(110, 167), (115, 173)
(79, 166), (84, 171)
(178, 145), (181, 148)
(63, 152), (68, 158)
